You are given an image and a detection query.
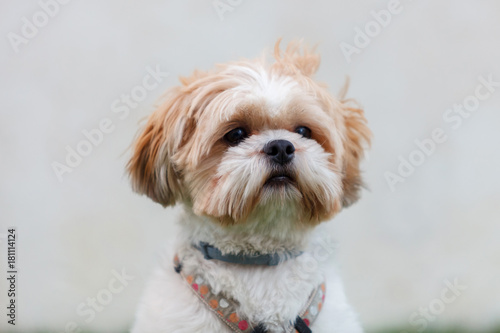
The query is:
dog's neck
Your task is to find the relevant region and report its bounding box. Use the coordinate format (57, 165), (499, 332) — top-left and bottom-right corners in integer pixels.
(173, 207), (332, 332)
(178, 206), (312, 255)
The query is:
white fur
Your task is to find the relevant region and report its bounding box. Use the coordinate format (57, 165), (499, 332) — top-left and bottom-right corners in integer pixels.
(131, 103), (362, 333)
(131, 208), (363, 333)
(226, 65), (299, 115)
(193, 129), (341, 223)
(129, 45), (368, 332)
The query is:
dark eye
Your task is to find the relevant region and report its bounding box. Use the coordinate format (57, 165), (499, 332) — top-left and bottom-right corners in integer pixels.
(295, 126), (312, 139)
(224, 127), (248, 145)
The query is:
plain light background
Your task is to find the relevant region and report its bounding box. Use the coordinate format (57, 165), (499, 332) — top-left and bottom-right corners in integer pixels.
(1, 0), (499, 332)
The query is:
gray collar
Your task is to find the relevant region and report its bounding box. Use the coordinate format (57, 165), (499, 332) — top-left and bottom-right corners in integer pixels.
(194, 242), (303, 266)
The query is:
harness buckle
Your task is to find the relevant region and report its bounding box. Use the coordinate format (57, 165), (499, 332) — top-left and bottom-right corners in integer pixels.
(198, 241), (212, 260)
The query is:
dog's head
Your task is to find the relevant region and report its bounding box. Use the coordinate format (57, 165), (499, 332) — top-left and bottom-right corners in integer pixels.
(128, 41), (371, 226)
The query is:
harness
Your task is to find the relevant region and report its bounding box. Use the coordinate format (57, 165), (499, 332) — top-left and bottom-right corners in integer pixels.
(174, 245), (325, 333)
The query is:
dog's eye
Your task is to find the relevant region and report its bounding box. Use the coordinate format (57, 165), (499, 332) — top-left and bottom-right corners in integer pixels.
(295, 126), (312, 139)
(224, 127), (248, 145)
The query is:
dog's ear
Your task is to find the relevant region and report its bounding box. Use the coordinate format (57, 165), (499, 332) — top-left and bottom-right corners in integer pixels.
(127, 88), (190, 206)
(339, 97), (372, 207)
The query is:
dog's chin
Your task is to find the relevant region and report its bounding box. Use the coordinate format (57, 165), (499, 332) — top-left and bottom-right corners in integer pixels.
(260, 172), (302, 205)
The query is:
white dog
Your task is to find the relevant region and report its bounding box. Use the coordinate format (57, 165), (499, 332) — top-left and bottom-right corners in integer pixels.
(128, 41), (371, 333)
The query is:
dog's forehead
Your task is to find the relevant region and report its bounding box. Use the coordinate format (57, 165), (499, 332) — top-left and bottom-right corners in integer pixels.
(227, 65), (300, 117)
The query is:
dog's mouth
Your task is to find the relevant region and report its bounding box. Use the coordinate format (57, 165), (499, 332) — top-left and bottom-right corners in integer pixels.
(264, 171), (296, 186)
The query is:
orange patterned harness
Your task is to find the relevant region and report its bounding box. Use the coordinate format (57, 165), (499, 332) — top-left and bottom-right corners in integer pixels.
(174, 254), (325, 333)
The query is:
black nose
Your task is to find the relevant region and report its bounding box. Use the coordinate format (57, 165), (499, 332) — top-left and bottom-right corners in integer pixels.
(263, 140), (295, 165)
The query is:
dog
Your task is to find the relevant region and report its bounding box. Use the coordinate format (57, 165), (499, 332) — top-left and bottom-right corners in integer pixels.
(128, 40), (371, 333)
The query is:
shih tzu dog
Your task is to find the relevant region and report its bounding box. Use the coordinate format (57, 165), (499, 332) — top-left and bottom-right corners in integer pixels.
(128, 41), (371, 333)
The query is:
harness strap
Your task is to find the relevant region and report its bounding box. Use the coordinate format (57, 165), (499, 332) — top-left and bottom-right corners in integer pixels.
(174, 254), (325, 333)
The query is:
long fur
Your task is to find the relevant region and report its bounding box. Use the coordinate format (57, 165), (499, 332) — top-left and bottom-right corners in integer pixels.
(128, 40), (371, 332)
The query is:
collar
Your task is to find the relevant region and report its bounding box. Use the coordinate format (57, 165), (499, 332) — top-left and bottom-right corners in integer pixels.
(174, 254), (325, 333)
(194, 241), (303, 266)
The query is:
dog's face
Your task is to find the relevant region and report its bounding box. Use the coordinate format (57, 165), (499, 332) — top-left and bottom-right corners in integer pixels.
(128, 42), (371, 226)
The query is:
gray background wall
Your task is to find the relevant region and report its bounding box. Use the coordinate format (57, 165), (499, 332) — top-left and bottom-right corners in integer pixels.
(1, 0), (499, 332)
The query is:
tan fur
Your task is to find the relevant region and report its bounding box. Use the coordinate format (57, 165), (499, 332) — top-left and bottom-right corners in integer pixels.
(128, 40), (371, 225)
(339, 99), (372, 206)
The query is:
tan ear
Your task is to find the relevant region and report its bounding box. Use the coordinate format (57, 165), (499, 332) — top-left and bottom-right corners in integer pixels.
(340, 95), (372, 207)
(127, 89), (187, 206)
